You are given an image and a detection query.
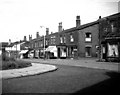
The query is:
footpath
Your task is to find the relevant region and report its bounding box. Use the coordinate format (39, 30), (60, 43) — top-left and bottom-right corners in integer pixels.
(0, 58), (119, 79)
(23, 58), (120, 72)
(0, 63), (57, 79)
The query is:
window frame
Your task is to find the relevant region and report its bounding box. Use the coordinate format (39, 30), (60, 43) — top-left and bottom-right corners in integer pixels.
(85, 32), (92, 42)
(70, 34), (74, 42)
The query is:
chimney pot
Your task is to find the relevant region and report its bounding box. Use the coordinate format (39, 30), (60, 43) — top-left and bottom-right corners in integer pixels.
(46, 28), (49, 36)
(24, 36), (27, 41)
(99, 16), (101, 19)
(36, 32), (39, 38)
(8, 39), (11, 45)
(29, 35), (32, 41)
(58, 22), (62, 32)
(76, 15), (81, 27)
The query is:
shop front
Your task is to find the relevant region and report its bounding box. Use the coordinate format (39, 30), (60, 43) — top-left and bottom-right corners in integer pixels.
(67, 45), (78, 59)
(45, 46), (57, 59)
(101, 38), (120, 62)
(57, 45), (67, 59)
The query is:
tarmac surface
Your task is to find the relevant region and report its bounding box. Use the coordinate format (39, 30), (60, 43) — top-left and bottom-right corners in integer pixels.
(0, 58), (119, 79)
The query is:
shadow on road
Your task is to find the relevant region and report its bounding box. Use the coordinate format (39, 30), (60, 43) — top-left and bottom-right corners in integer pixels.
(71, 71), (120, 95)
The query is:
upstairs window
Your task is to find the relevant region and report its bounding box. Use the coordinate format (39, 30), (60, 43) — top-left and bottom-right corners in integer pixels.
(63, 35), (66, 43)
(46, 40), (48, 45)
(51, 36), (56, 44)
(35, 42), (37, 48)
(70, 34), (74, 42)
(60, 36), (63, 43)
(31, 43), (34, 48)
(85, 32), (92, 42)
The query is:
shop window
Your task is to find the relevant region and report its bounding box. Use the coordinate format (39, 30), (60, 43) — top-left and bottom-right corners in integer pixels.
(108, 44), (118, 57)
(85, 32), (92, 42)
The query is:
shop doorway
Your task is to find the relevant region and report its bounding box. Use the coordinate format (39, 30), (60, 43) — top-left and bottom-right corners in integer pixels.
(58, 48), (60, 58)
(85, 47), (91, 57)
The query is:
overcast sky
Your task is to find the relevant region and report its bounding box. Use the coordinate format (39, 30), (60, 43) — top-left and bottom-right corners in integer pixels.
(0, 0), (119, 42)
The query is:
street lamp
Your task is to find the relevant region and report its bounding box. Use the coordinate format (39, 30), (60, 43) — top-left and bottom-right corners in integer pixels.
(40, 26), (47, 59)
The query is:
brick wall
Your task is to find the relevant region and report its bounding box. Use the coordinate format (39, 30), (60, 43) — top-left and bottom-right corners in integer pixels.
(78, 24), (99, 57)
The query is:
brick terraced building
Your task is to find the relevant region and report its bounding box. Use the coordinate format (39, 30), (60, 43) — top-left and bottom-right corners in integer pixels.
(21, 12), (119, 61)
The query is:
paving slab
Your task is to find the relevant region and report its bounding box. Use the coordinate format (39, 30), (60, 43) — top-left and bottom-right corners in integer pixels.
(0, 63), (57, 79)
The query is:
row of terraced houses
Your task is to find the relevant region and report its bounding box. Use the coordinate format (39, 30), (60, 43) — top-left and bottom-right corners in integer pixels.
(2, 12), (120, 62)
(26, 15), (99, 59)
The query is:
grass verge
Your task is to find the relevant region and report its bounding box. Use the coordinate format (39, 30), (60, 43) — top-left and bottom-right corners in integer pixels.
(0, 56), (32, 70)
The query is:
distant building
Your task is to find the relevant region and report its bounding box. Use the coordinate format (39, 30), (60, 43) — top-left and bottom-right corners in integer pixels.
(0, 42), (8, 56)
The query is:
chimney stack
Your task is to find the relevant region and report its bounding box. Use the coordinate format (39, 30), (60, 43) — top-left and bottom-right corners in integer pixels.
(8, 39), (11, 45)
(36, 32), (39, 38)
(76, 16), (81, 27)
(58, 22), (62, 32)
(46, 28), (49, 36)
(24, 36), (27, 41)
(29, 35), (32, 41)
(99, 16), (101, 19)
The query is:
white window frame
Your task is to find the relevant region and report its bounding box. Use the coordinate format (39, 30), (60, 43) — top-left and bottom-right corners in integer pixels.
(60, 36), (63, 43)
(64, 36), (66, 43)
(70, 34), (74, 42)
(85, 32), (92, 42)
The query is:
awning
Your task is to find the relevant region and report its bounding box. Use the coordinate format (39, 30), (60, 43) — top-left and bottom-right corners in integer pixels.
(19, 50), (28, 54)
(45, 46), (57, 52)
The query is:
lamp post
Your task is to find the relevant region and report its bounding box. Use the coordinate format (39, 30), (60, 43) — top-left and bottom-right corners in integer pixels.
(40, 26), (46, 60)
(16, 43), (17, 59)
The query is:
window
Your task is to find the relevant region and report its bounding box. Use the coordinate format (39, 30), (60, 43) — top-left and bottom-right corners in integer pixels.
(85, 32), (92, 42)
(108, 43), (118, 57)
(51, 36), (56, 44)
(35, 42), (37, 48)
(85, 47), (92, 57)
(37, 42), (39, 47)
(70, 34), (74, 42)
(46, 40), (48, 45)
(41, 43), (43, 47)
(111, 22), (117, 32)
(60, 36), (63, 43)
(39, 42), (41, 47)
(64, 35), (66, 43)
(53, 39), (55, 44)
(31, 43), (34, 48)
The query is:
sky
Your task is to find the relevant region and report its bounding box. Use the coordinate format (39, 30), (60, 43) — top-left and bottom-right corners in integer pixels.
(0, 0), (119, 42)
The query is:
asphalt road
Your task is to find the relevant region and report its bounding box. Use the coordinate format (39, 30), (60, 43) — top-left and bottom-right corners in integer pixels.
(2, 64), (120, 94)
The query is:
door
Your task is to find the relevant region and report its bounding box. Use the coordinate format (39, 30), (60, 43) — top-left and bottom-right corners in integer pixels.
(57, 48), (60, 58)
(85, 47), (91, 57)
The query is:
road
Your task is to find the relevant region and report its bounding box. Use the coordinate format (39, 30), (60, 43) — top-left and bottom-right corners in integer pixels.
(2, 64), (119, 94)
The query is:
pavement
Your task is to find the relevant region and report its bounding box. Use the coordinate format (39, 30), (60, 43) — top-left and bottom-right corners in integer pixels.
(23, 58), (120, 72)
(0, 63), (57, 79)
